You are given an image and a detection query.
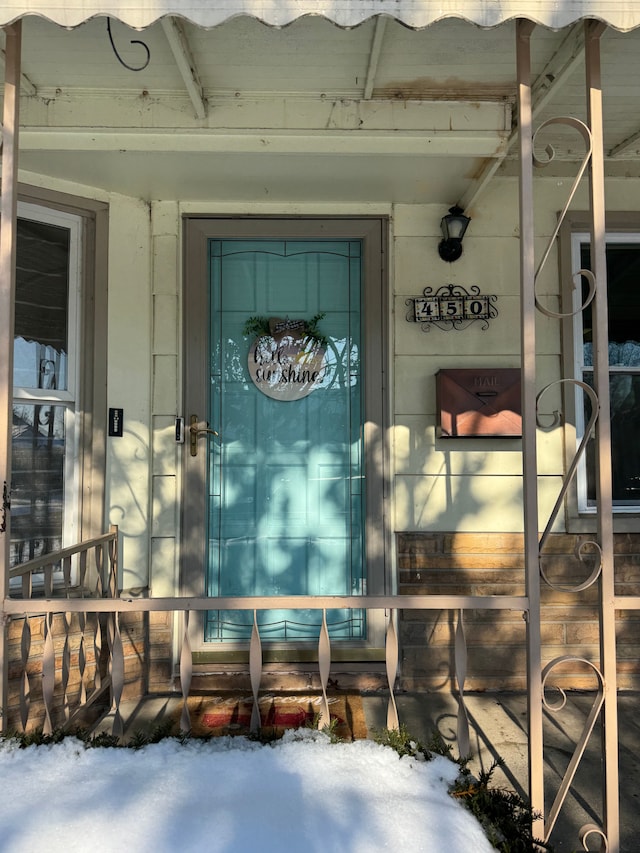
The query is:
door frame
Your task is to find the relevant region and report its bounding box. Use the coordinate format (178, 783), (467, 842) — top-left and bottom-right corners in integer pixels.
(181, 216), (390, 657)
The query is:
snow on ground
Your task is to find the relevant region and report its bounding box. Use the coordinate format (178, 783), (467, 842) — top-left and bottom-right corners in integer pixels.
(0, 730), (495, 852)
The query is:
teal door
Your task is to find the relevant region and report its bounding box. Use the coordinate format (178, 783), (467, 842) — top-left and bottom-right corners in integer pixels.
(205, 239), (366, 642)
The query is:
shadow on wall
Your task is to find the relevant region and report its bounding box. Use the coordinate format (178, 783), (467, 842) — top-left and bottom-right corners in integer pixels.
(393, 401), (634, 693)
(108, 424), (150, 592)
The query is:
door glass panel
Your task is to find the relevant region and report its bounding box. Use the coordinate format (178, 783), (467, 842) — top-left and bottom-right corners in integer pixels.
(205, 239), (365, 641)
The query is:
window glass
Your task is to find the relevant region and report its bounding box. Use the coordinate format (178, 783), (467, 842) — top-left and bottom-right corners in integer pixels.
(10, 205), (80, 569)
(577, 239), (640, 508)
(11, 404), (65, 565)
(14, 218), (70, 390)
(581, 243), (640, 367)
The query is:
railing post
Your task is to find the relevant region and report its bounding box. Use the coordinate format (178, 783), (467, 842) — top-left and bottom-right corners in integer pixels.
(179, 610), (193, 733)
(516, 18), (544, 838)
(318, 610), (331, 729)
(454, 610), (470, 759)
(42, 613), (55, 735)
(0, 21), (22, 735)
(249, 610), (263, 734)
(108, 524), (119, 597)
(585, 20), (620, 852)
(385, 609), (399, 732)
(19, 615), (31, 730)
(108, 610), (125, 738)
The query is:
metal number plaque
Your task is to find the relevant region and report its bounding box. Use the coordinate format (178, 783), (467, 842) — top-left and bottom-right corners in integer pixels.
(407, 284), (498, 332)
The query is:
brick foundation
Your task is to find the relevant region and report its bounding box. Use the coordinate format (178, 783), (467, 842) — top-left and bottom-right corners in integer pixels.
(7, 533), (637, 732)
(5, 610), (174, 733)
(398, 531), (640, 691)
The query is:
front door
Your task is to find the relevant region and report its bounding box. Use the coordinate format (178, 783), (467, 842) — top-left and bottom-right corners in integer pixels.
(183, 219), (386, 654)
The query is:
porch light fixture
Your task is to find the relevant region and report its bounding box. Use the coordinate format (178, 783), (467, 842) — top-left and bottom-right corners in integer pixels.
(438, 206), (471, 263)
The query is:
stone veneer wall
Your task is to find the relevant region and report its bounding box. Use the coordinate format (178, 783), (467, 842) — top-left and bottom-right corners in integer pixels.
(397, 532), (640, 691)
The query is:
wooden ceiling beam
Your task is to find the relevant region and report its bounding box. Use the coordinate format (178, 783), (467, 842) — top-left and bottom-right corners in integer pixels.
(609, 127), (640, 157)
(0, 29), (36, 96)
(161, 17), (207, 120)
(363, 17), (387, 100)
(461, 23), (585, 211)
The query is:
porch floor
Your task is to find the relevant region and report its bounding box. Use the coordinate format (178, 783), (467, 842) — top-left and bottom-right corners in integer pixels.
(97, 691), (640, 853)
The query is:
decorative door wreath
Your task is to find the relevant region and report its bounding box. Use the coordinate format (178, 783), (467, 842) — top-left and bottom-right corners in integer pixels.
(244, 313), (327, 401)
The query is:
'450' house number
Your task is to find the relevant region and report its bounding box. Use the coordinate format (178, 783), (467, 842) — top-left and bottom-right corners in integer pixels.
(406, 283), (498, 332)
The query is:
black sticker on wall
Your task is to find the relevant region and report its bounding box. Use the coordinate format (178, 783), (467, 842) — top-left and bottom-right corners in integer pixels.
(108, 408), (124, 437)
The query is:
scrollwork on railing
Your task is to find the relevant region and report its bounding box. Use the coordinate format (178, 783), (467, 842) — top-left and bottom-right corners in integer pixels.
(541, 538), (603, 594)
(580, 823), (609, 852)
(536, 269), (596, 322)
(537, 380), (603, 592)
(533, 117), (593, 319)
(541, 657), (606, 847)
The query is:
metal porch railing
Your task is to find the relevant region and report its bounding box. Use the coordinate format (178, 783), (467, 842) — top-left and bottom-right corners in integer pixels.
(5, 525), (119, 733)
(3, 537), (527, 754)
(0, 19), (637, 853)
(3, 525), (639, 851)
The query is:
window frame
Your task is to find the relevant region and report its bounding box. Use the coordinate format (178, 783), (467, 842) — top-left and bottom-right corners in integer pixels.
(560, 211), (640, 531)
(10, 185), (109, 574)
(12, 203), (83, 561)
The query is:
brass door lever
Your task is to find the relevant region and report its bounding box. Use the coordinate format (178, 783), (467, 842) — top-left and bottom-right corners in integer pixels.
(189, 415), (219, 456)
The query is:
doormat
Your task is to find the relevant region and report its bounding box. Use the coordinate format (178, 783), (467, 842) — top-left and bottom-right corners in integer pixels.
(173, 693), (367, 741)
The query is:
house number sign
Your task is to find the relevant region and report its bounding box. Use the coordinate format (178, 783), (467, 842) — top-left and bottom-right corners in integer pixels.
(406, 284), (498, 332)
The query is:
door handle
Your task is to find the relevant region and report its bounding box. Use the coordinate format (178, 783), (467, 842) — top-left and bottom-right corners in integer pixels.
(189, 415), (219, 456)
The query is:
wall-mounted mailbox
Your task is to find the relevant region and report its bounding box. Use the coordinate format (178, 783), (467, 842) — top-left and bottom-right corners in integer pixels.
(436, 368), (521, 438)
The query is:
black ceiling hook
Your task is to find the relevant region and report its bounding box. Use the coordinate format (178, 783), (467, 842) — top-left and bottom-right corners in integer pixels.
(107, 18), (151, 72)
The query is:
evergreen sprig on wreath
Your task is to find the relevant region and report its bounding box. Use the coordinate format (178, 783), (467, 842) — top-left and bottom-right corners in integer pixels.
(243, 316), (271, 338)
(243, 313), (327, 347)
(305, 312), (328, 347)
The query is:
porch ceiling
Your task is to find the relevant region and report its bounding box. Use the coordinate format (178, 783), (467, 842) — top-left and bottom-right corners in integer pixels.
(4, 15), (640, 205)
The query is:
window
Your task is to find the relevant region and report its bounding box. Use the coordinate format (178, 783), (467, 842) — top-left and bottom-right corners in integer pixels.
(572, 231), (640, 512)
(11, 203), (82, 566)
